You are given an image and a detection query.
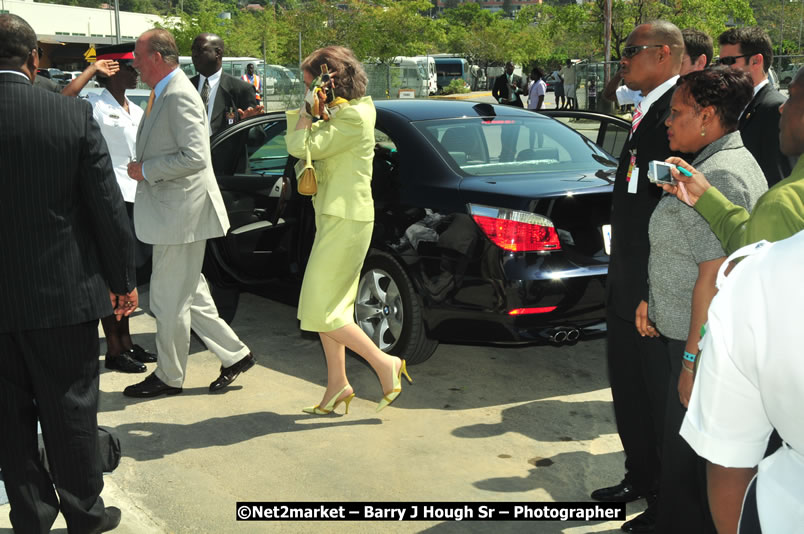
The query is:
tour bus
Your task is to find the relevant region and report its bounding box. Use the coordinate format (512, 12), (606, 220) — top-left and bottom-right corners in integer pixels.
(433, 56), (470, 92)
(412, 55), (437, 95)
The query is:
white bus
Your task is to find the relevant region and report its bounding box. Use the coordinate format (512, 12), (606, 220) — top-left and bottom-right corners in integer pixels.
(390, 56), (429, 97)
(412, 55), (437, 95)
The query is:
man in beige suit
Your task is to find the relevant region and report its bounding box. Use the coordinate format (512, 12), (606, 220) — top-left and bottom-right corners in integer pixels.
(124, 29), (256, 398)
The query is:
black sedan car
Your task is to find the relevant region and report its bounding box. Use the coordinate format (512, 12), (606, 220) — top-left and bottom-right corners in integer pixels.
(205, 100), (622, 364)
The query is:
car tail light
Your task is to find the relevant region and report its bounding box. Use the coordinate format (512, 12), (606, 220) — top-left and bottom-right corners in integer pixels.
(469, 204), (561, 252)
(508, 307), (557, 315)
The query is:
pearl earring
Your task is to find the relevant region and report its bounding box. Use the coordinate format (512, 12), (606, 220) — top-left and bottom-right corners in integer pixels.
(701, 127), (706, 137)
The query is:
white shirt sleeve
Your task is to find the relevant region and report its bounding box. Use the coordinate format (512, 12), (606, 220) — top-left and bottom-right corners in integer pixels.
(680, 259), (773, 468)
(615, 85), (643, 106)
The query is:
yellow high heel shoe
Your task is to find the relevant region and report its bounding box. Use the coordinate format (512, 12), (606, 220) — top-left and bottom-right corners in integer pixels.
(302, 385), (355, 415)
(376, 359), (413, 412)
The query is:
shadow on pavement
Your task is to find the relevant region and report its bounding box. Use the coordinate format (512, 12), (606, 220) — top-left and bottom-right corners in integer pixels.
(110, 412), (383, 461)
(452, 400), (614, 443)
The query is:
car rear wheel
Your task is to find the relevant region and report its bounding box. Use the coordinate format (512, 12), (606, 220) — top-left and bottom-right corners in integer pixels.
(209, 282), (239, 325)
(355, 252), (438, 365)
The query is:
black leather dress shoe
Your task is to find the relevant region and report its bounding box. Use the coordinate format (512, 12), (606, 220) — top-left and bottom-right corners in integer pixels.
(621, 503), (657, 533)
(591, 481), (644, 503)
(130, 344), (157, 363)
(209, 353), (256, 392)
(100, 506), (122, 532)
(123, 373), (182, 398)
(105, 352), (147, 374)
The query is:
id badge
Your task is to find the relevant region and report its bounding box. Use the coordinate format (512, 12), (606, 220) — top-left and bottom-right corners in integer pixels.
(626, 151), (639, 194)
(226, 109), (237, 126)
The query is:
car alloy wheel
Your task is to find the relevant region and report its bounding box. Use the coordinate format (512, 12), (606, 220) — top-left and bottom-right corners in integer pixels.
(355, 267), (404, 352)
(355, 252), (438, 364)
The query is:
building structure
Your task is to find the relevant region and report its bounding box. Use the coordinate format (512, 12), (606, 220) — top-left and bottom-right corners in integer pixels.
(2, 0), (172, 69)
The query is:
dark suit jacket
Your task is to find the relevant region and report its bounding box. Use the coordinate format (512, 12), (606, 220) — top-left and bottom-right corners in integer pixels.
(33, 74), (61, 93)
(0, 72), (135, 332)
(491, 73), (524, 107)
(190, 72), (257, 136)
(607, 86), (688, 320)
(740, 84), (795, 187)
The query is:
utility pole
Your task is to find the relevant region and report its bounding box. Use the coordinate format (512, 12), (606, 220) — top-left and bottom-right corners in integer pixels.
(602, 0), (612, 113)
(781, 0), (785, 55)
(262, 35), (267, 102)
(604, 0), (612, 85)
(114, 0), (121, 44)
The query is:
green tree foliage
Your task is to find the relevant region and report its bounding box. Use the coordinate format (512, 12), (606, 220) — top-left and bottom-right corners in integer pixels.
(58, 0), (789, 72)
(750, 0), (804, 56)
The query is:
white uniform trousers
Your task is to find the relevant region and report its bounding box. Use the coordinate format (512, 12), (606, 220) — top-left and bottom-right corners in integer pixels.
(150, 240), (249, 387)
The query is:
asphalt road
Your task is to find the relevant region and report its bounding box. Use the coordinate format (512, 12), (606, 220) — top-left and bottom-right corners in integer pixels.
(0, 283), (646, 534)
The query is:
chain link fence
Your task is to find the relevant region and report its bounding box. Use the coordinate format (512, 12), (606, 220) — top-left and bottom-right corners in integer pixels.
(772, 54), (804, 89)
(571, 55), (804, 114)
(261, 63), (431, 112)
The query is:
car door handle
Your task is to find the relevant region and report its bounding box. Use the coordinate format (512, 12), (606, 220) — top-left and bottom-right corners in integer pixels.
(253, 208), (267, 218)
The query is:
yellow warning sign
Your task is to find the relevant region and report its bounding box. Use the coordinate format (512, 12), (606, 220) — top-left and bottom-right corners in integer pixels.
(84, 47), (96, 63)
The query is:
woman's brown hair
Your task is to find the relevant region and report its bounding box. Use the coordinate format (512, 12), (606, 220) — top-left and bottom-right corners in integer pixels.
(301, 46), (367, 101)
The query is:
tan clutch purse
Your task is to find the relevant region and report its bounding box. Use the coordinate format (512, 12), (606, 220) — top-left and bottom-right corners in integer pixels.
(296, 143), (317, 196)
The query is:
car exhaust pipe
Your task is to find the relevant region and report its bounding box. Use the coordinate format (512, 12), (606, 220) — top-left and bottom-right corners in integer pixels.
(541, 327), (581, 345)
(550, 330), (568, 343)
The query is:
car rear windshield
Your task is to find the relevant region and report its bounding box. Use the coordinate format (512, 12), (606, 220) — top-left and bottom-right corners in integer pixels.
(413, 116), (616, 177)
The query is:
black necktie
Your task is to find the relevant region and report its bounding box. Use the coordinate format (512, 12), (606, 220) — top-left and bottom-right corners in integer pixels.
(201, 78), (210, 107)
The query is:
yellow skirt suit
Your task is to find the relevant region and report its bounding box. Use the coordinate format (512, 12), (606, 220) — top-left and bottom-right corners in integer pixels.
(285, 97), (376, 332)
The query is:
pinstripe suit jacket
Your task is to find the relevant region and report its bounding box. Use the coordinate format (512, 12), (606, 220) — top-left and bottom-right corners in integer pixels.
(0, 72), (136, 332)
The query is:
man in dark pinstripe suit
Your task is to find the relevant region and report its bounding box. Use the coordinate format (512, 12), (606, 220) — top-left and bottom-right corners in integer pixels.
(0, 14), (135, 533)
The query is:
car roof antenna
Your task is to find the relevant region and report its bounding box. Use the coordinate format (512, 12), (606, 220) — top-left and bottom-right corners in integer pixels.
(473, 103), (496, 120)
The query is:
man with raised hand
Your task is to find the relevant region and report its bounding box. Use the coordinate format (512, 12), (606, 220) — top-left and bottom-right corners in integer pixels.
(190, 32), (261, 136)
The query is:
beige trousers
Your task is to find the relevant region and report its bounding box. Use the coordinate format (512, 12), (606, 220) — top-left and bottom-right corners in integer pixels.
(150, 240), (250, 387)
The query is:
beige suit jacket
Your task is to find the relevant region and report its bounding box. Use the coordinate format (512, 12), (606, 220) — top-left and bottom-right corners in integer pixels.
(134, 69), (229, 245)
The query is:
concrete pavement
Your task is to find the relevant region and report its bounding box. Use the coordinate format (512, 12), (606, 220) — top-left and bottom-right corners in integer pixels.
(0, 285), (645, 533)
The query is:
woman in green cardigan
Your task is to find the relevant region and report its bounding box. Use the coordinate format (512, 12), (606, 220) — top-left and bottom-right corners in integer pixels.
(286, 46), (412, 415)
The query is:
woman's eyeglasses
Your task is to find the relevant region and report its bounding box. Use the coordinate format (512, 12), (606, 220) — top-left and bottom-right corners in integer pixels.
(622, 45), (664, 58)
(716, 54), (753, 66)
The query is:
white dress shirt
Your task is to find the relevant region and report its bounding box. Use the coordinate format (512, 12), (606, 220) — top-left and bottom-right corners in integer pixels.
(681, 233), (804, 534)
(196, 68), (222, 125)
(86, 89), (143, 202)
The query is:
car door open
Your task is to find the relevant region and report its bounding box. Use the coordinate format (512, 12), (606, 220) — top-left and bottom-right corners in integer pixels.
(209, 116), (294, 282)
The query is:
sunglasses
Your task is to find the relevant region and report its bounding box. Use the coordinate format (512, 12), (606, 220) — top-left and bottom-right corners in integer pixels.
(622, 44), (665, 58)
(716, 53), (753, 66)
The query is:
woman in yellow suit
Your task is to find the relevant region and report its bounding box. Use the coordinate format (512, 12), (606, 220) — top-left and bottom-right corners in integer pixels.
(285, 46), (412, 414)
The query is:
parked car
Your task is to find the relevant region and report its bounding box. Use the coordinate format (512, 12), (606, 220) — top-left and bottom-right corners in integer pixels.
(780, 63), (802, 85)
(37, 68), (70, 87)
(768, 66), (780, 91)
(203, 101), (624, 364)
(259, 64), (299, 96)
(78, 88), (152, 110)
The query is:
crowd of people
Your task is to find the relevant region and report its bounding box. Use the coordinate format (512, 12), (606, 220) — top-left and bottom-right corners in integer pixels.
(1, 10), (803, 534)
(0, 12), (409, 532)
(593, 19), (804, 534)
